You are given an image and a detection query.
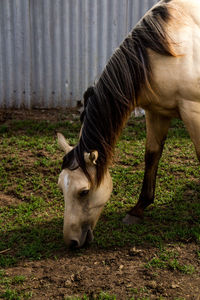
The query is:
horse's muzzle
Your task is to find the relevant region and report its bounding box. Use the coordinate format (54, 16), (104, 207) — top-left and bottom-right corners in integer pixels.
(69, 225), (94, 249)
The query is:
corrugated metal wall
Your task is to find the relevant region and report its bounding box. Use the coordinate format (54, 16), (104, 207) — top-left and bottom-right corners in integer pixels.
(0, 0), (158, 109)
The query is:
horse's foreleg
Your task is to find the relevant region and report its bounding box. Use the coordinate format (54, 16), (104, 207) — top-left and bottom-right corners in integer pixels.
(123, 111), (171, 225)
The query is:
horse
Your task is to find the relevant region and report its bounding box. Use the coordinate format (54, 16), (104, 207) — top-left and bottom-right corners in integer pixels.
(57, 0), (200, 248)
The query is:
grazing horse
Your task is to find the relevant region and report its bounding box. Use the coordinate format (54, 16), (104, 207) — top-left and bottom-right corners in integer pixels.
(58, 0), (200, 248)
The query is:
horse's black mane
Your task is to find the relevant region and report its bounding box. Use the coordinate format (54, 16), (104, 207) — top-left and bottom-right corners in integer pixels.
(62, 0), (175, 185)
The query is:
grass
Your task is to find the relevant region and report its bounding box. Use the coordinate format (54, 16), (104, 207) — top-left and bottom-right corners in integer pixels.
(0, 114), (200, 298)
(64, 292), (117, 300)
(0, 289), (32, 300)
(0, 270), (31, 299)
(145, 249), (195, 274)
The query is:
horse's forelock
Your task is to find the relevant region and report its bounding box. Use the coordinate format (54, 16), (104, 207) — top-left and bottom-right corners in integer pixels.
(61, 146), (94, 186)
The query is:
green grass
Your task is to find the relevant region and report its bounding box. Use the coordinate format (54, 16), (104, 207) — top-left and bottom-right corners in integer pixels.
(145, 249), (195, 274)
(64, 292), (117, 300)
(0, 116), (200, 270)
(0, 270), (31, 299)
(0, 289), (32, 300)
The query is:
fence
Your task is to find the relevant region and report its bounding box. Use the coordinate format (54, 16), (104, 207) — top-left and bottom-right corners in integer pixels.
(0, 0), (158, 108)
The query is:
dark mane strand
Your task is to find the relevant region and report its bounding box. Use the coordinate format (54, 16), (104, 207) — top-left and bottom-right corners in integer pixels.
(63, 0), (176, 186)
(80, 86), (95, 123)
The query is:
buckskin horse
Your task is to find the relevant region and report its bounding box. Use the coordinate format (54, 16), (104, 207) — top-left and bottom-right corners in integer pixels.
(57, 0), (200, 248)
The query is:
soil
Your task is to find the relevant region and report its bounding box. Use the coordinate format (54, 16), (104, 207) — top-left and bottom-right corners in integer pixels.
(0, 192), (22, 207)
(3, 244), (200, 299)
(1, 109), (200, 299)
(0, 108), (80, 124)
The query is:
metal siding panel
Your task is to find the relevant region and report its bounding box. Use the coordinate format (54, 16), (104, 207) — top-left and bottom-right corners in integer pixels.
(13, 0), (28, 108)
(3, 1), (15, 108)
(97, 0), (109, 83)
(0, 3), (5, 107)
(24, 0), (31, 109)
(60, 0), (68, 107)
(0, 0), (158, 108)
(30, 0), (43, 107)
(127, 0), (158, 32)
(88, 0), (98, 88)
(0, 0), (29, 108)
(64, 0), (72, 106)
(42, 0), (52, 108)
(78, 0), (86, 104)
(52, 0), (62, 108)
(66, 0), (77, 106)
(72, 0), (81, 103)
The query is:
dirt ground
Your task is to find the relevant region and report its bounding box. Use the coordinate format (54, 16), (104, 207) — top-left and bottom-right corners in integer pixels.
(0, 109), (200, 299)
(3, 244), (200, 299)
(0, 108), (80, 124)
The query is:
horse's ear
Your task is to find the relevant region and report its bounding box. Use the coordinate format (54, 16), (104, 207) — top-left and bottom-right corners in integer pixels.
(84, 151), (98, 165)
(57, 133), (72, 154)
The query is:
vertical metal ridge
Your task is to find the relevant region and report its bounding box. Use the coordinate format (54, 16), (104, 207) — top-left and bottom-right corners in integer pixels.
(90, 0), (98, 87)
(0, 2), (5, 107)
(23, 0), (31, 109)
(78, 0), (86, 101)
(3, 1), (14, 108)
(60, 0), (67, 107)
(51, 0), (61, 107)
(12, 0), (28, 108)
(101, 0), (109, 74)
(84, 0), (89, 90)
(62, 1), (72, 106)
(74, 0), (81, 102)
(31, 0), (43, 107)
(42, 0), (52, 108)
(69, 0), (75, 106)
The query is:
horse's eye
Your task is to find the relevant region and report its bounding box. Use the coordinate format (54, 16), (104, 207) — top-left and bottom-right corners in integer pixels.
(79, 189), (89, 197)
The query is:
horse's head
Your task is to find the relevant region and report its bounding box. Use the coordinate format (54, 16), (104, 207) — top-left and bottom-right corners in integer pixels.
(57, 133), (113, 248)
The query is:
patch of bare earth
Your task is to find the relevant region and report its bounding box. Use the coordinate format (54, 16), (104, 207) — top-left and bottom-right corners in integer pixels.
(3, 244), (200, 299)
(0, 108), (80, 124)
(0, 192), (22, 207)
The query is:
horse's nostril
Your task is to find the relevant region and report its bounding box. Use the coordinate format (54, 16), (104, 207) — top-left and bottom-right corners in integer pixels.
(69, 239), (80, 249)
(85, 228), (94, 244)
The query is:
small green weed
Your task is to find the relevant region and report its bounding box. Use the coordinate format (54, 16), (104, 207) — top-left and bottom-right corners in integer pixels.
(0, 289), (32, 300)
(65, 292), (116, 300)
(146, 249), (195, 274)
(12, 275), (26, 284)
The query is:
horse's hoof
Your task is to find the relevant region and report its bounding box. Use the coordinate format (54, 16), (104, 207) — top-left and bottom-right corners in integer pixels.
(122, 214), (142, 225)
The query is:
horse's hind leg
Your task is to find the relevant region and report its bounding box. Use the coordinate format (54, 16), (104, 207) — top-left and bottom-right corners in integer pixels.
(123, 111), (171, 225)
(179, 100), (200, 162)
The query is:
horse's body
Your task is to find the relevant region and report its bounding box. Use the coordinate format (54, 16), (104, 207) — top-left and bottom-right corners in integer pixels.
(58, 0), (200, 247)
(141, 1), (200, 119)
